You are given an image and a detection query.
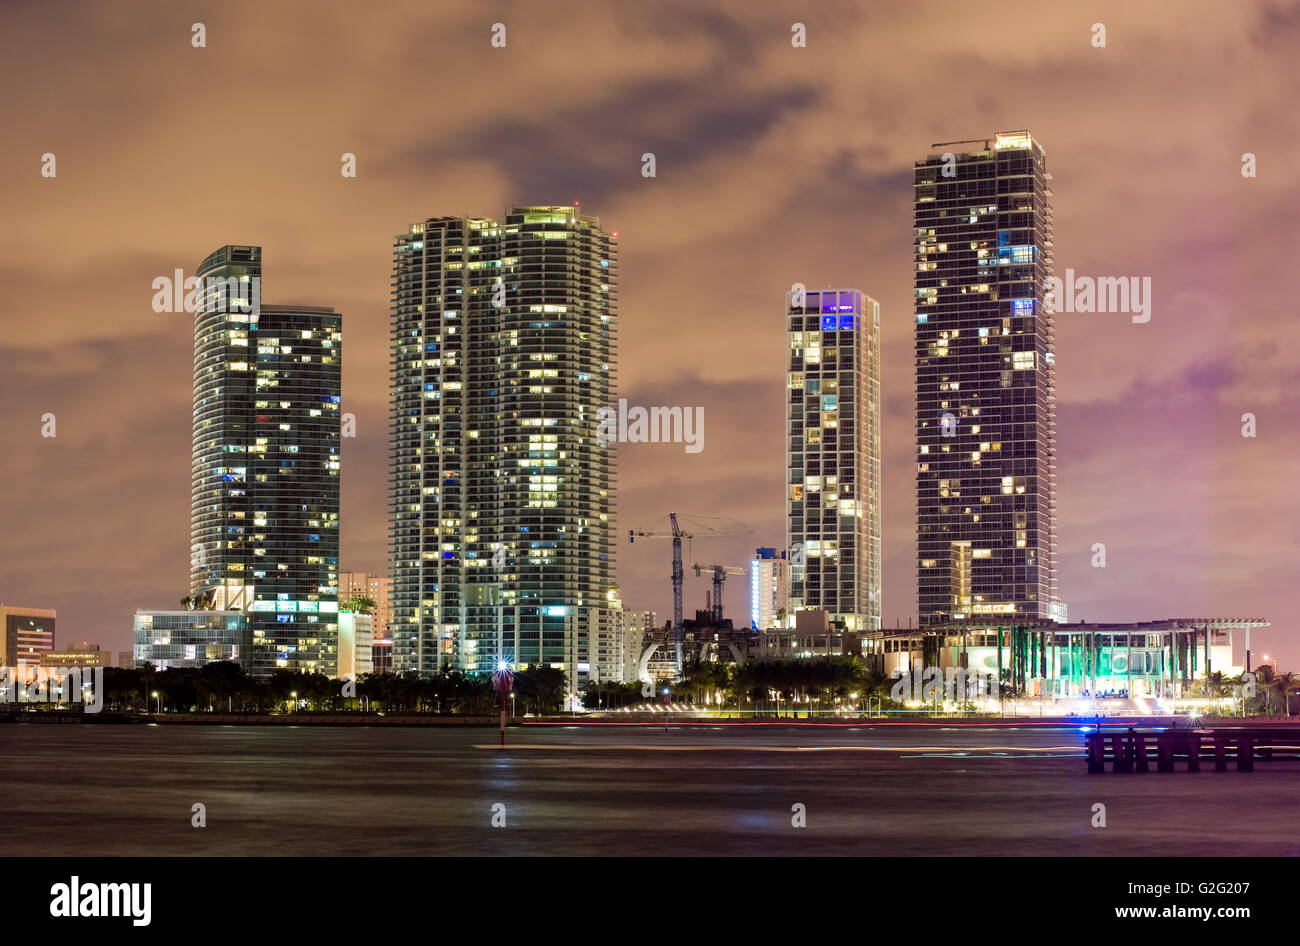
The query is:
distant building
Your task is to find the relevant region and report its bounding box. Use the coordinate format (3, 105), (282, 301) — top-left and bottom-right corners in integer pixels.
(338, 611), (374, 679)
(590, 590), (624, 684)
(39, 642), (106, 668)
(133, 611), (248, 671)
(620, 610), (655, 683)
(339, 572), (392, 637)
(750, 548), (790, 630)
(371, 637), (393, 674)
(0, 605), (56, 668)
(786, 288), (882, 633)
(117, 651), (133, 670)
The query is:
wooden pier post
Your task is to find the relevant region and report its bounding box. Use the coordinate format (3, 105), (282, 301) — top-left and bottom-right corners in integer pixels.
(1214, 734), (1227, 772)
(1187, 733), (1201, 772)
(1087, 732), (1105, 773)
(1157, 732), (1175, 772)
(1236, 736), (1254, 772)
(1112, 733), (1130, 772)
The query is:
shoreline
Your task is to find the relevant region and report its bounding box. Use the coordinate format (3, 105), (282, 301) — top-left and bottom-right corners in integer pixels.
(6, 710), (1300, 728)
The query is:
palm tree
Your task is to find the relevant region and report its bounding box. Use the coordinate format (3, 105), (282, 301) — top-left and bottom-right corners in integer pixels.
(1273, 672), (1296, 717)
(1254, 665), (1278, 715)
(341, 595), (377, 614)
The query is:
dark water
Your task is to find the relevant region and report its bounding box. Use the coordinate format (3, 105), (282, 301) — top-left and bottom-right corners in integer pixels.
(2, 724), (1296, 856)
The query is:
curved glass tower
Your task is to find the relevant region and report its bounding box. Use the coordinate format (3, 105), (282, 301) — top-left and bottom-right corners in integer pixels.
(391, 207), (617, 697)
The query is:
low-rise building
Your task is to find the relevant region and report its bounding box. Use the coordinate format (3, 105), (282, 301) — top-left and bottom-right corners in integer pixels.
(133, 610), (249, 670)
(878, 617), (1270, 700)
(1, 605), (56, 668)
(338, 611), (374, 679)
(38, 642), (107, 668)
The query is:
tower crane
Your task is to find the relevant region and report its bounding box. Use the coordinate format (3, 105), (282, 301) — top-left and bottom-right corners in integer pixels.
(629, 513), (752, 673)
(692, 563), (746, 625)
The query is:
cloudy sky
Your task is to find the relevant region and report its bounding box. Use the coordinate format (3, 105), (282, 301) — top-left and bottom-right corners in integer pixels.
(1, 0), (1296, 666)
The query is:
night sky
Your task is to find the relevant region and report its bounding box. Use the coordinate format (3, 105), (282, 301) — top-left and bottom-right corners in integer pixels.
(1, 1), (1296, 666)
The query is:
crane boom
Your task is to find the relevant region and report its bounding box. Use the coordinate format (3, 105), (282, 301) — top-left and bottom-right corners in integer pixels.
(629, 513), (752, 675)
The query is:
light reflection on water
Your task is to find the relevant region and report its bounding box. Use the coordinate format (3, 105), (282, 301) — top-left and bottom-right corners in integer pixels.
(0, 725), (1295, 856)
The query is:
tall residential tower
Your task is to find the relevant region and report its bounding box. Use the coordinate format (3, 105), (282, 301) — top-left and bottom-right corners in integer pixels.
(190, 245), (342, 675)
(390, 206), (617, 696)
(913, 131), (1064, 626)
(786, 288), (881, 633)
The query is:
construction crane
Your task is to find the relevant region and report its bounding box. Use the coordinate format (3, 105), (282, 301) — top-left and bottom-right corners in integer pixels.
(629, 513), (752, 674)
(692, 563), (746, 625)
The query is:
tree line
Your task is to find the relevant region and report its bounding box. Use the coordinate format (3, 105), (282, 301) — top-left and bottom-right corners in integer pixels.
(95, 662), (569, 715)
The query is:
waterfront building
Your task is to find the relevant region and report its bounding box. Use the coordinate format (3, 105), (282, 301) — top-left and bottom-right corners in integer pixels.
(190, 245), (342, 675)
(786, 288), (882, 633)
(913, 131), (1065, 626)
(132, 610), (248, 671)
(390, 206), (617, 702)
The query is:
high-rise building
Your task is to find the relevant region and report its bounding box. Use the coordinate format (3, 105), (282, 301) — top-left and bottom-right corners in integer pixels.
(913, 131), (1064, 626)
(749, 547), (790, 630)
(190, 245), (342, 675)
(786, 288), (882, 633)
(0, 605), (56, 668)
(390, 206), (617, 698)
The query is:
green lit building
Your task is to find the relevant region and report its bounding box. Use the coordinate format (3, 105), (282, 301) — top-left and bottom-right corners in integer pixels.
(880, 617), (1269, 701)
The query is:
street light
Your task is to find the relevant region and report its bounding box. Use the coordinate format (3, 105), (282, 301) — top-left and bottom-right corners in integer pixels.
(151, 690), (160, 714)
(290, 690), (297, 713)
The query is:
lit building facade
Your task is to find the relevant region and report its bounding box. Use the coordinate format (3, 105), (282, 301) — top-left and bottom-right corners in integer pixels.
(338, 611), (374, 679)
(750, 547), (790, 630)
(914, 131), (1064, 626)
(786, 288), (882, 633)
(133, 610), (248, 670)
(340, 572), (392, 636)
(880, 617), (1268, 701)
(390, 206), (617, 698)
(620, 609), (655, 684)
(0, 605), (56, 668)
(38, 643), (106, 668)
(190, 245), (342, 676)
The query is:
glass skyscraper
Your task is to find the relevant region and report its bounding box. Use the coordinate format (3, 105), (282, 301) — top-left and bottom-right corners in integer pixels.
(190, 245), (342, 676)
(390, 207), (617, 695)
(786, 288), (882, 633)
(913, 131), (1065, 626)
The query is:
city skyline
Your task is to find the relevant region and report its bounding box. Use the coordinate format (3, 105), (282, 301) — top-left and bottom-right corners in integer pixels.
(1, 2), (1296, 668)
